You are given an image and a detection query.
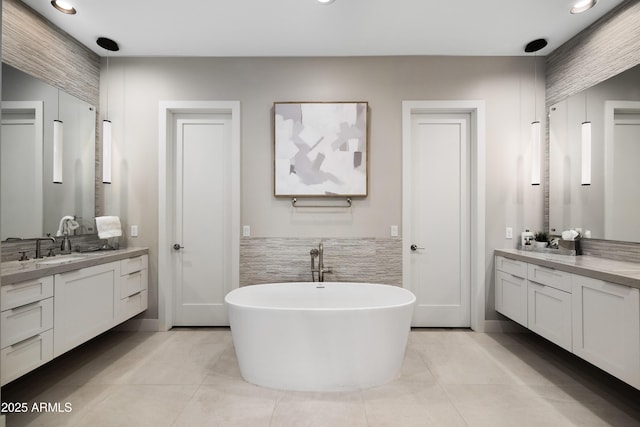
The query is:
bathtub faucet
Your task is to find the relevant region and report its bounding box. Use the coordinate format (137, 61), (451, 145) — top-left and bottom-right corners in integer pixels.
(310, 242), (331, 283)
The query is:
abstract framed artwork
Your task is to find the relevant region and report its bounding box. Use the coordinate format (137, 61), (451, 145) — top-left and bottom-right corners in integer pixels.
(274, 101), (368, 197)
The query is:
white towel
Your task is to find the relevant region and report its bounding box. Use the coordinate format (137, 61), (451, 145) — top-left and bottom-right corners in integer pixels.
(561, 230), (579, 241)
(95, 216), (122, 239)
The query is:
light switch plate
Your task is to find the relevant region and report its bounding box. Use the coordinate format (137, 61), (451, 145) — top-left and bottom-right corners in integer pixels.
(243, 225), (251, 237)
(506, 227), (513, 239)
(390, 225), (399, 237)
(131, 225), (138, 237)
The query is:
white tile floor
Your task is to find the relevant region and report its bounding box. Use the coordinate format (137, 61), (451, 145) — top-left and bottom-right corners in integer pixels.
(2, 328), (640, 426)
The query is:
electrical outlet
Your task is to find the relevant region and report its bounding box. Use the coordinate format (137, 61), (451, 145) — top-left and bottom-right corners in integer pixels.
(243, 225), (251, 237)
(390, 225), (398, 237)
(506, 227), (513, 239)
(131, 225), (139, 237)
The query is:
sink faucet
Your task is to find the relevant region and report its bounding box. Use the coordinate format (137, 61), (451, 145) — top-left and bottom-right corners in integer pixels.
(310, 242), (332, 283)
(35, 237), (56, 259)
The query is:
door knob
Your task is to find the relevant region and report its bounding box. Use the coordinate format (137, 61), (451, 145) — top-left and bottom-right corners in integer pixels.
(173, 244), (184, 250)
(410, 244), (424, 251)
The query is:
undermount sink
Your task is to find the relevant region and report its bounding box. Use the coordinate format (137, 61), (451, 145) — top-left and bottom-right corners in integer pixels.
(35, 255), (88, 266)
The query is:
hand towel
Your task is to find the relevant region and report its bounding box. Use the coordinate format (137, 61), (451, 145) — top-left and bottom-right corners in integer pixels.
(561, 229), (579, 241)
(95, 216), (122, 239)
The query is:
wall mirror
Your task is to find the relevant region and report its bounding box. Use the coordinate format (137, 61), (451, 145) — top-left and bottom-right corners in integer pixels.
(1, 63), (96, 240)
(549, 64), (640, 242)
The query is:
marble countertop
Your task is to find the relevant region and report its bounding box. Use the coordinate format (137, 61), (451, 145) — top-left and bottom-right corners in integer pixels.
(1, 247), (149, 286)
(495, 249), (640, 289)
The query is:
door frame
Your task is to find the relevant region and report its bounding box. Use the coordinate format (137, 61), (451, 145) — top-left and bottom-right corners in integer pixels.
(402, 100), (486, 331)
(158, 101), (241, 331)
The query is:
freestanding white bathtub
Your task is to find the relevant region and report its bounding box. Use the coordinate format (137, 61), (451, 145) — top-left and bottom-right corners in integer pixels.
(225, 282), (416, 392)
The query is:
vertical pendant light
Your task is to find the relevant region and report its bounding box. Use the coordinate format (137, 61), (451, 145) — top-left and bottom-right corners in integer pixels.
(102, 119), (112, 184)
(531, 120), (541, 186)
(581, 91), (592, 185)
(53, 89), (63, 183)
(525, 39), (547, 186)
(97, 37), (119, 184)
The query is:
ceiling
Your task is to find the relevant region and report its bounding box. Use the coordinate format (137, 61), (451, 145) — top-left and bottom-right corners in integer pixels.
(21, 0), (626, 57)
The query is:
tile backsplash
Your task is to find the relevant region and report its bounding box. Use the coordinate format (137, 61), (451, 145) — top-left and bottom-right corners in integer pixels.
(240, 237), (402, 286)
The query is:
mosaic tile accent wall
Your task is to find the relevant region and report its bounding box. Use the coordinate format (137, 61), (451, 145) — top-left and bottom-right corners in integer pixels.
(581, 239), (640, 264)
(2, 0), (100, 106)
(240, 237), (402, 286)
(1, 234), (103, 262)
(545, 0), (640, 106)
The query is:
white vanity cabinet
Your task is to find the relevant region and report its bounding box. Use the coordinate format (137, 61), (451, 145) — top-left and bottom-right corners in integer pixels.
(495, 256), (528, 327)
(572, 275), (640, 388)
(118, 255), (148, 323)
(495, 250), (640, 390)
(0, 249), (149, 385)
(526, 264), (572, 351)
(54, 262), (120, 357)
(0, 276), (54, 385)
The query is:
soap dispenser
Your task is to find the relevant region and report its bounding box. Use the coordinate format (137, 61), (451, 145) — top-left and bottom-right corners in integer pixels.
(60, 232), (72, 254)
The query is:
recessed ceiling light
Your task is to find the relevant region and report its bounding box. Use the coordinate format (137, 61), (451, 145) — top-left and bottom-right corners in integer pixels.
(317, 0), (336, 4)
(571, 0), (597, 14)
(51, 0), (76, 14)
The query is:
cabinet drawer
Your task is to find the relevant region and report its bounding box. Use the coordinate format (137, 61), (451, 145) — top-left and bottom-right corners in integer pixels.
(1, 329), (53, 386)
(495, 270), (528, 327)
(1, 276), (54, 311)
(1, 297), (54, 348)
(495, 256), (527, 278)
(120, 290), (148, 321)
(120, 255), (148, 275)
(120, 269), (148, 299)
(527, 263), (571, 293)
(527, 282), (572, 351)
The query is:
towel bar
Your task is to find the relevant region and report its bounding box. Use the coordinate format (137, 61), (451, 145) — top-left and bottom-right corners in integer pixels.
(291, 197), (352, 208)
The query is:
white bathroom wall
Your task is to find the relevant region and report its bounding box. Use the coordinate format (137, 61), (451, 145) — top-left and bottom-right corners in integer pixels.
(101, 55), (545, 321)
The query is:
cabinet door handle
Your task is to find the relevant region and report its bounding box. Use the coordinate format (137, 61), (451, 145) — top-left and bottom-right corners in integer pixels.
(10, 334), (42, 350)
(9, 301), (41, 317)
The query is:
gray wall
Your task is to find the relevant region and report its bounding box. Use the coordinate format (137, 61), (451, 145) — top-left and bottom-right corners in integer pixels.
(102, 56), (545, 320)
(5, 0), (638, 326)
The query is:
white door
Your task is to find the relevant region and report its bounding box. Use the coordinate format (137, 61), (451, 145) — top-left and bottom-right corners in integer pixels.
(407, 114), (471, 327)
(173, 115), (233, 326)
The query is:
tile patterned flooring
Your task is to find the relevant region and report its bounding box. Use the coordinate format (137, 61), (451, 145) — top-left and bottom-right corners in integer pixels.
(2, 328), (640, 426)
